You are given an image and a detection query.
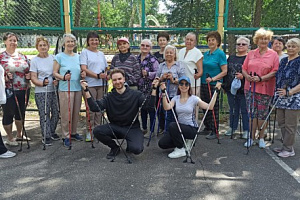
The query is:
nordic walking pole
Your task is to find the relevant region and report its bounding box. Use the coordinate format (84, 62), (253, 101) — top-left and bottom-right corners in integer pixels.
(164, 89), (194, 163)
(206, 73), (220, 144)
(65, 70), (72, 150)
(163, 78), (170, 133)
(9, 77), (30, 151)
(246, 72), (252, 154)
(111, 97), (148, 163)
(81, 80), (95, 148)
(43, 77), (48, 150)
(147, 92), (163, 146)
(53, 77), (61, 125)
(231, 94), (236, 139)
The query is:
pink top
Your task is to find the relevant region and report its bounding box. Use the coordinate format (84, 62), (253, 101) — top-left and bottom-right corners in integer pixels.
(242, 48), (279, 96)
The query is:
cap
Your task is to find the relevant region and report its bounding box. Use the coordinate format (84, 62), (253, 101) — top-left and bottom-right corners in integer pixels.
(230, 78), (241, 95)
(178, 76), (191, 85)
(117, 37), (129, 45)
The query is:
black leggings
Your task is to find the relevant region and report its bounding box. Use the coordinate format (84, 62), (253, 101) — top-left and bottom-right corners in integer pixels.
(2, 89), (30, 125)
(158, 122), (197, 149)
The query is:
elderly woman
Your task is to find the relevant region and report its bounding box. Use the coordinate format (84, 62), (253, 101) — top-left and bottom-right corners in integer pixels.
(201, 31), (227, 139)
(110, 37), (141, 89)
(0, 32), (31, 146)
(178, 32), (203, 96)
(271, 37), (288, 62)
(154, 31), (170, 64)
(30, 36), (60, 146)
(80, 31), (108, 142)
(158, 76), (222, 158)
(53, 34), (85, 147)
(242, 28), (279, 148)
(137, 39), (159, 134)
(273, 38), (300, 157)
(156, 45), (185, 133)
(223, 37), (250, 138)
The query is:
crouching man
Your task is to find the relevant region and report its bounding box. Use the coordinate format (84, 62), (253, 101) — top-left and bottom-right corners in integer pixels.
(81, 69), (159, 159)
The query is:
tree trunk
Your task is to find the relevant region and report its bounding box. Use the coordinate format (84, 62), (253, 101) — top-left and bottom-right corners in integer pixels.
(74, 0), (82, 27)
(252, 0), (263, 49)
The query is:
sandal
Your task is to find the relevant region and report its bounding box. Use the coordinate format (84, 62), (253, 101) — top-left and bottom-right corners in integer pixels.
(16, 135), (31, 141)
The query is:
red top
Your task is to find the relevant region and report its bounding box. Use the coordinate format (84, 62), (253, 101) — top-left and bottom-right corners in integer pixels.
(0, 51), (30, 90)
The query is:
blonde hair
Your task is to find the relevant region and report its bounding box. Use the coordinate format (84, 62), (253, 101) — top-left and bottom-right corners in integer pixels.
(163, 45), (179, 61)
(35, 36), (50, 50)
(253, 28), (273, 44)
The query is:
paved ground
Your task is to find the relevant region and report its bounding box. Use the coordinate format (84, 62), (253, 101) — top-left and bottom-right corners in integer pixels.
(0, 115), (300, 200)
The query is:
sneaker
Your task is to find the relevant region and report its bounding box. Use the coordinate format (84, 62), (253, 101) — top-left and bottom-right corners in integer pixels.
(244, 139), (253, 147)
(51, 134), (60, 141)
(158, 128), (164, 135)
(273, 147), (283, 153)
(85, 132), (91, 142)
(42, 138), (52, 146)
(206, 132), (217, 140)
(199, 128), (211, 135)
(64, 138), (70, 147)
(5, 139), (19, 146)
(278, 150), (295, 158)
(106, 147), (120, 159)
(242, 131), (249, 139)
(71, 134), (83, 141)
(225, 128), (235, 136)
(168, 147), (186, 158)
(0, 150), (16, 158)
(259, 139), (266, 149)
(16, 135), (31, 141)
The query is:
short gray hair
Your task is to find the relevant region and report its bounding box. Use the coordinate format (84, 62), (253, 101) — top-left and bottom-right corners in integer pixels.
(61, 33), (77, 47)
(141, 39), (152, 47)
(286, 38), (300, 50)
(236, 36), (250, 46)
(163, 45), (179, 61)
(186, 32), (197, 45)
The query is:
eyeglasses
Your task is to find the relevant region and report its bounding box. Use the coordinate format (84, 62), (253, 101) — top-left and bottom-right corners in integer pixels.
(179, 82), (189, 87)
(236, 43), (247, 46)
(141, 44), (150, 48)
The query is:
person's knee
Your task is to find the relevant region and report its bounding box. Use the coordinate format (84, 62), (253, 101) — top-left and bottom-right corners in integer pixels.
(158, 139), (168, 149)
(93, 126), (105, 140)
(128, 145), (143, 155)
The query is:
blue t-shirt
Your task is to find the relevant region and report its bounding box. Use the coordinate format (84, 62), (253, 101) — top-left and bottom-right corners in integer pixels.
(55, 52), (81, 92)
(201, 48), (227, 85)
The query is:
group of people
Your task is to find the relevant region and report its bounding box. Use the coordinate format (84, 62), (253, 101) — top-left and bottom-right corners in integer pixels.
(0, 28), (299, 160)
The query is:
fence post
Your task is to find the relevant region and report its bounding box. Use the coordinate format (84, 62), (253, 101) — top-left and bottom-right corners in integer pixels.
(63, 0), (71, 33)
(217, 0), (225, 39)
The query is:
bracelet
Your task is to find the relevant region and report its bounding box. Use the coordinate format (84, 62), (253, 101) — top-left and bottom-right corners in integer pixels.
(258, 76), (262, 82)
(84, 87), (89, 92)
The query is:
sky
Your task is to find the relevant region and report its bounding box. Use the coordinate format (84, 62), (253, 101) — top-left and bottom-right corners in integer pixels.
(158, 0), (173, 14)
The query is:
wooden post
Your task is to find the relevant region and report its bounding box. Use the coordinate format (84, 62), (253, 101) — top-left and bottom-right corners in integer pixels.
(63, 0), (71, 34)
(218, 0), (225, 39)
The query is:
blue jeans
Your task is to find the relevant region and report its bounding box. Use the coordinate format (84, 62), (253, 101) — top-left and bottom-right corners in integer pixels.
(141, 109), (155, 131)
(227, 92), (249, 131)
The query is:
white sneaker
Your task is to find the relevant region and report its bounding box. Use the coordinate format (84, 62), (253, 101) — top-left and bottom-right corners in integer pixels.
(5, 139), (19, 146)
(85, 133), (91, 142)
(168, 147), (186, 158)
(244, 139), (253, 147)
(0, 151), (16, 158)
(242, 131), (249, 139)
(259, 139), (266, 149)
(225, 128), (235, 136)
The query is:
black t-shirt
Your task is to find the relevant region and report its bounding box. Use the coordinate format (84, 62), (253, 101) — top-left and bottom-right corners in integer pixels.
(154, 51), (164, 64)
(223, 55), (246, 94)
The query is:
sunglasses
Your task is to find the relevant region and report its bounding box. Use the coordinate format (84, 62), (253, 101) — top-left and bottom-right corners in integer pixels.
(179, 82), (189, 87)
(236, 43), (247, 46)
(141, 44), (150, 48)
